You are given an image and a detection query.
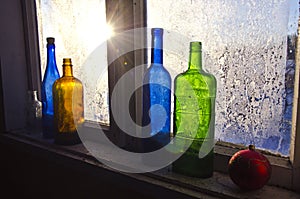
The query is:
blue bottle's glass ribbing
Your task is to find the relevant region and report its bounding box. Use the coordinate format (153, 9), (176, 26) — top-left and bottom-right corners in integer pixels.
(142, 28), (171, 151)
(41, 37), (60, 138)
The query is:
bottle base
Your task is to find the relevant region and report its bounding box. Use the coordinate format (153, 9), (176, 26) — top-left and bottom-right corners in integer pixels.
(42, 114), (55, 139)
(142, 133), (170, 152)
(54, 131), (82, 145)
(172, 150), (214, 178)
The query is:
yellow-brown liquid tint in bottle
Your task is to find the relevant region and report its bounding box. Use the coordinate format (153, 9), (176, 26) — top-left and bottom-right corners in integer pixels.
(53, 58), (84, 145)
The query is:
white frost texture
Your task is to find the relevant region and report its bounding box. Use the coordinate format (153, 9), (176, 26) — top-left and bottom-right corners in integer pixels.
(148, 0), (298, 155)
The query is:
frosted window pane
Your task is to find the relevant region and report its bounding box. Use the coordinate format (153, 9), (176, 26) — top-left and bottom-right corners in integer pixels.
(148, 0), (299, 155)
(36, 0), (109, 124)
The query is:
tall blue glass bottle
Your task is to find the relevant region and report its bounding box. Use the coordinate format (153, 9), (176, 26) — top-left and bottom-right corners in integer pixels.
(142, 28), (171, 152)
(41, 37), (60, 138)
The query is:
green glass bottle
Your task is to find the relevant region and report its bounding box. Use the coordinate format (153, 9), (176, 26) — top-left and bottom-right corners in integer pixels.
(172, 42), (216, 178)
(53, 58), (84, 145)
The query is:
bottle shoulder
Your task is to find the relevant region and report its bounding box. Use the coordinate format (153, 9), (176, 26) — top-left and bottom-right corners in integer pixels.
(53, 76), (83, 88)
(42, 72), (60, 86)
(144, 64), (171, 84)
(146, 64), (171, 77)
(175, 69), (217, 96)
(148, 63), (169, 72)
(176, 69), (216, 81)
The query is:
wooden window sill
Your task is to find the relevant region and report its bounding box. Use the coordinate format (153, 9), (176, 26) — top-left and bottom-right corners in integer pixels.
(1, 130), (299, 199)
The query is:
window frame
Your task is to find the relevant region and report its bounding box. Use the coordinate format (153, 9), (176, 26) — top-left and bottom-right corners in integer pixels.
(105, 0), (147, 149)
(290, 20), (300, 189)
(1, 0), (299, 192)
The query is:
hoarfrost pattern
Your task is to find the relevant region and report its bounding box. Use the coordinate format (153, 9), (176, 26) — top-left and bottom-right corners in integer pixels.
(148, 0), (298, 155)
(36, 0), (109, 124)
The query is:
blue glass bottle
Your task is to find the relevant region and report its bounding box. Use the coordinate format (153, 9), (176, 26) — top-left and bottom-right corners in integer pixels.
(142, 28), (171, 152)
(41, 37), (60, 138)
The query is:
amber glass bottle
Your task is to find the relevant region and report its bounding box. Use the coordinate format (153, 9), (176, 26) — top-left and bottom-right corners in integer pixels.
(53, 58), (84, 145)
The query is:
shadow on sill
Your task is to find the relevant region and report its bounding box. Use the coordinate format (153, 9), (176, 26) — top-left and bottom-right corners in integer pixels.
(1, 130), (299, 199)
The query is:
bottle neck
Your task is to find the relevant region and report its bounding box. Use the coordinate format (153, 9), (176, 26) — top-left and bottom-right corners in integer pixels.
(33, 91), (38, 101)
(188, 42), (203, 71)
(151, 28), (163, 64)
(62, 59), (73, 77)
(28, 91), (38, 101)
(46, 44), (57, 68)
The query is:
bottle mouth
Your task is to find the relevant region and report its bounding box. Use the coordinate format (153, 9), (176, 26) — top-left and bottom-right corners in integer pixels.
(46, 37), (55, 44)
(63, 58), (72, 66)
(151, 28), (164, 35)
(190, 41), (202, 52)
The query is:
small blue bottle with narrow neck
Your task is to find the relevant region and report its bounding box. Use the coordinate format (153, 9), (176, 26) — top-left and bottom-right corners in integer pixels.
(41, 37), (60, 138)
(142, 28), (171, 152)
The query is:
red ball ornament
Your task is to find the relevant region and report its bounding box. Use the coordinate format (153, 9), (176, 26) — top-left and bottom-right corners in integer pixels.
(228, 145), (272, 190)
